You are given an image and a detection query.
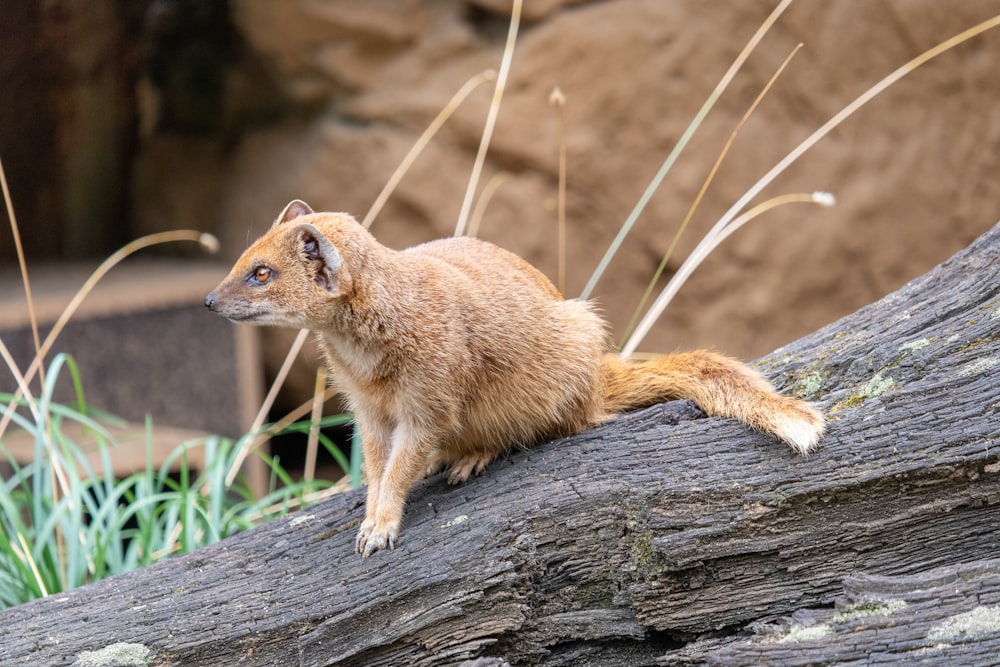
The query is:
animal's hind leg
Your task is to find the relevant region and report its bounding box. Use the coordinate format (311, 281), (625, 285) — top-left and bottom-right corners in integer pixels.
(445, 452), (495, 485)
(424, 450), (450, 478)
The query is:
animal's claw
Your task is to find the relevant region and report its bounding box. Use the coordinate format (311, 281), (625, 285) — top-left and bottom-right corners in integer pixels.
(355, 519), (398, 557)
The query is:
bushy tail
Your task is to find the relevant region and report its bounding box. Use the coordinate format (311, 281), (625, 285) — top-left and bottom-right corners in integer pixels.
(600, 350), (824, 455)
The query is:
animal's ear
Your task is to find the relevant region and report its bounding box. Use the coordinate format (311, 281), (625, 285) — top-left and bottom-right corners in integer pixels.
(274, 199), (314, 227)
(295, 223), (349, 295)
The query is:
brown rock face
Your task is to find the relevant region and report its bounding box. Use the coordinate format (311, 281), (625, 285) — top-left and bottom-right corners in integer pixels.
(5, 1), (1000, 411)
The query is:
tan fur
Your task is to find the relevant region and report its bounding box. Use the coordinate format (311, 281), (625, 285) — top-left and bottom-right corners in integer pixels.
(206, 201), (824, 556)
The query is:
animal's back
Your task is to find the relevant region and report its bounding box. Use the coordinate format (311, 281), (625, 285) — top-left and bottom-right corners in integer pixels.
(406, 236), (559, 298)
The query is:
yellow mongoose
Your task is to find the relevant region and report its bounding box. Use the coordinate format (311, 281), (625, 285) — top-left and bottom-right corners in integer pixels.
(206, 201), (824, 556)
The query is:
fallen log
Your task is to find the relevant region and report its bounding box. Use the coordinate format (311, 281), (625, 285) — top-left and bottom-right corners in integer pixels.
(0, 220), (998, 666)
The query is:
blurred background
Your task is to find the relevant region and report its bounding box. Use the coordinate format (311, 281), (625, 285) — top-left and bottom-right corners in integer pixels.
(1, 0), (998, 436)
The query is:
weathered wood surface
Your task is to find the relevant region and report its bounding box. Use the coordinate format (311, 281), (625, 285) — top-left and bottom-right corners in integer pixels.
(709, 558), (1000, 666)
(0, 221), (998, 666)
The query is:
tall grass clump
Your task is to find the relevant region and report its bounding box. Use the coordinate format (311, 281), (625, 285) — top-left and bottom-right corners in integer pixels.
(0, 352), (351, 608)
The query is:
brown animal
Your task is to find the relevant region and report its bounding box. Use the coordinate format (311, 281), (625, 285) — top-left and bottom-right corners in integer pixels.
(205, 200), (824, 556)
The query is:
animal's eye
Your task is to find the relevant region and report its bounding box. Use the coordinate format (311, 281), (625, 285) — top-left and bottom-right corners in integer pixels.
(253, 267), (272, 284)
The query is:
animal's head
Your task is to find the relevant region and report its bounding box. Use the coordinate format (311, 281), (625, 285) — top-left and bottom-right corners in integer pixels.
(204, 200), (357, 329)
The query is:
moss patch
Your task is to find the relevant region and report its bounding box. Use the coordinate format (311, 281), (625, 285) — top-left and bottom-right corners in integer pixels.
(630, 532), (654, 569)
(778, 623), (832, 643)
(796, 371), (825, 397)
(899, 338), (931, 353)
(836, 371), (895, 411)
(73, 643), (153, 667)
(831, 598), (907, 623)
(958, 357), (999, 377)
(928, 605), (1000, 642)
(772, 598), (907, 644)
(829, 335), (946, 412)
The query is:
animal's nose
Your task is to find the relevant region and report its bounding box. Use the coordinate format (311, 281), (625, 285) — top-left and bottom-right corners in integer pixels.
(204, 293), (217, 310)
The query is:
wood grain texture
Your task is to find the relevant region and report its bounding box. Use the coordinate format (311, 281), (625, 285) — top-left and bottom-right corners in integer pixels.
(1, 222), (998, 666)
(708, 559), (1000, 666)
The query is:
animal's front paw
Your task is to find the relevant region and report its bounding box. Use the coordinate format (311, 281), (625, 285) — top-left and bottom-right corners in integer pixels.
(354, 518), (398, 557)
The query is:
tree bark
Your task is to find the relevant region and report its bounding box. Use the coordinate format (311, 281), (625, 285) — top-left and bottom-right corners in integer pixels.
(1, 222), (998, 666)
